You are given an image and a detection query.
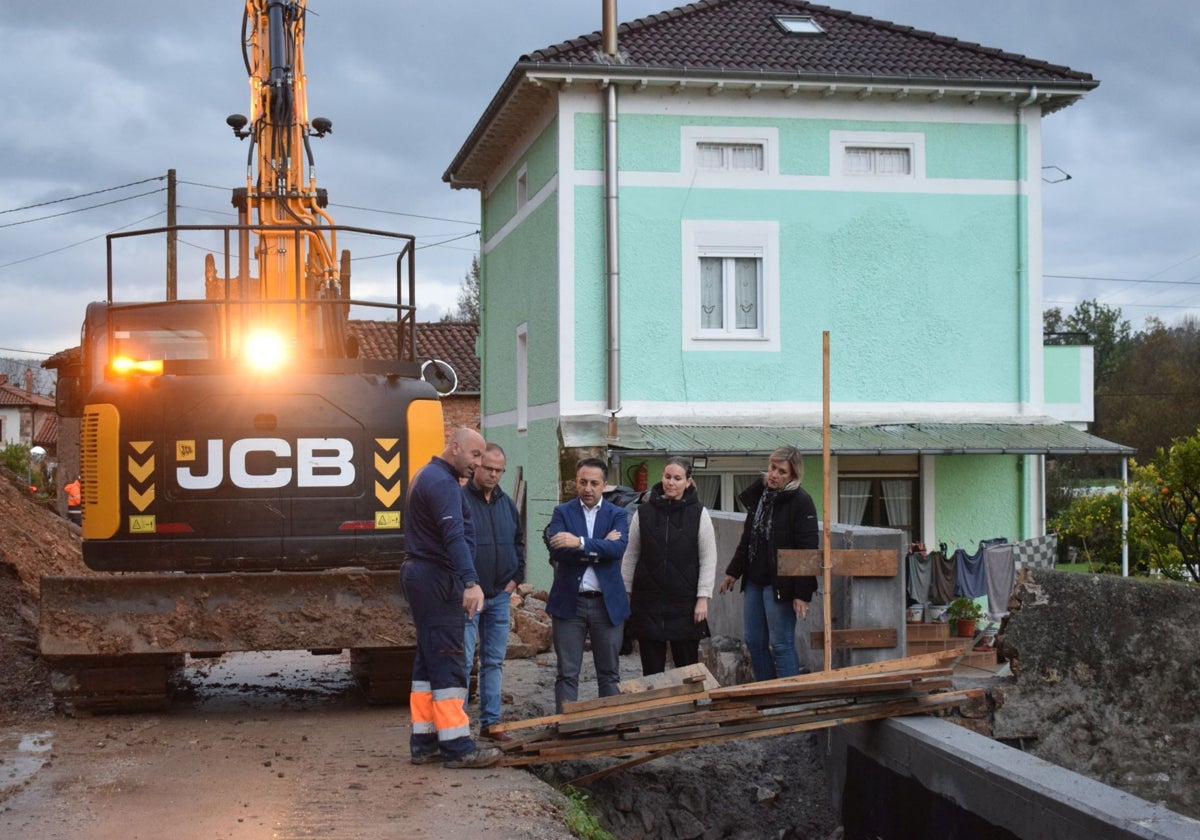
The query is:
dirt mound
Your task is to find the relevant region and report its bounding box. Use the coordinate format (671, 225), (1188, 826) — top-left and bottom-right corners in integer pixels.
(0, 468), (89, 719)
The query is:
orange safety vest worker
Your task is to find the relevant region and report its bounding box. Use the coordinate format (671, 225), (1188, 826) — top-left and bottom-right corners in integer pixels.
(65, 479), (82, 509)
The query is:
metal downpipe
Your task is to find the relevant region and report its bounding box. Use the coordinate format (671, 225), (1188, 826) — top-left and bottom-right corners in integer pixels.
(605, 81), (620, 424)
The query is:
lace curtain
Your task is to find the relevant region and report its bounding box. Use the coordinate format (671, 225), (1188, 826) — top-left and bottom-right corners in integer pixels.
(838, 478), (871, 526)
(881, 479), (912, 528)
(693, 474), (720, 509)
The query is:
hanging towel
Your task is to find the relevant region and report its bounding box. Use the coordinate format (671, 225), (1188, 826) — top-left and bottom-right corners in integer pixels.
(983, 543), (1016, 618)
(1011, 533), (1058, 570)
(929, 550), (956, 604)
(954, 546), (989, 599)
(906, 551), (932, 605)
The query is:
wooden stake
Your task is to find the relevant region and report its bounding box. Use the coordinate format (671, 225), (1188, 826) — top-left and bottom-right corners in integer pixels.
(822, 330), (833, 672)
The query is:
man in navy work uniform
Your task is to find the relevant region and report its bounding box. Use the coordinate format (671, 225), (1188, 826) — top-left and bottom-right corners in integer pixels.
(462, 442), (525, 741)
(401, 427), (500, 768)
(546, 457), (630, 713)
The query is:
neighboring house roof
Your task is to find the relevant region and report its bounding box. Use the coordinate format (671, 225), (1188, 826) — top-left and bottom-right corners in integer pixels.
(564, 419), (1135, 457)
(445, 0), (1097, 189)
(348, 320), (480, 394)
(35, 414), (58, 449)
(0, 382), (54, 409)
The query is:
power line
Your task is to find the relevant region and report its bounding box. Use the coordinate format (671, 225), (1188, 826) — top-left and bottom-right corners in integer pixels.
(1044, 297), (1200, 311)
(0, 345), (55, 357)
(0, 189), (166, 229)
(1046, 274), (1200, 286)
(0, 210), (164, 272)
(331, 203), (477, 226)
(0, 175), (165, 215)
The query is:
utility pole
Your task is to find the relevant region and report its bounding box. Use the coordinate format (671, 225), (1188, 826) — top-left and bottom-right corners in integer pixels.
(166, 168), (177, 301)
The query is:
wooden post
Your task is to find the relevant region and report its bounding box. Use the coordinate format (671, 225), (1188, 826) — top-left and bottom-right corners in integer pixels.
(822, 331), (832, 672)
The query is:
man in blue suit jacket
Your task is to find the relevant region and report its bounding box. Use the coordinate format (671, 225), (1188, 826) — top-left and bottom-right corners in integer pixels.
(546, 457), (630, 713)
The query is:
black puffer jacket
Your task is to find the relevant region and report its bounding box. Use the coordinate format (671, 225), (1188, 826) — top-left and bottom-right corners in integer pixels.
(627, 484), (706, 641)
(725, 477), (819, 602)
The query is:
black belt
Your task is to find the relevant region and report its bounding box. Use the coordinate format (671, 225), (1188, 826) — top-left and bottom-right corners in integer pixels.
(578, 590), (603, 598)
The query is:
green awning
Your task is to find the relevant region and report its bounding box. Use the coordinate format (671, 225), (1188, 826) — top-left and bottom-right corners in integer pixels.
(562, 420), (1133, 457)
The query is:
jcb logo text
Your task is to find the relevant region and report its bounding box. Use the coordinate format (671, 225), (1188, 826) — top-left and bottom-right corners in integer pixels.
(176, 438), (355, 489)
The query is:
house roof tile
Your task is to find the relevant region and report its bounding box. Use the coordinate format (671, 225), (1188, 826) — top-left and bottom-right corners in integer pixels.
(35, 414), (58, 448)
(347, 321), (480, 393)
(528, 0), (1093, 83)
(445, 0), (1097, 189)
(0, 383), (55, 409)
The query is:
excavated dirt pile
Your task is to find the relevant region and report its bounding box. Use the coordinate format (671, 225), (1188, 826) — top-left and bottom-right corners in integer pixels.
(0, 469), (89, 719)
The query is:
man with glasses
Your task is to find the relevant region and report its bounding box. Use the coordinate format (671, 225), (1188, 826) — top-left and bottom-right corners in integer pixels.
(462, 443), (525, 741)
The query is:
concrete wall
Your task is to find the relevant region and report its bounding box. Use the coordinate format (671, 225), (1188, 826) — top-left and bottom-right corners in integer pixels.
(825, 570), (1200, 838)
(995, 570), (1200, 820)
(828, 716), (1199, 839)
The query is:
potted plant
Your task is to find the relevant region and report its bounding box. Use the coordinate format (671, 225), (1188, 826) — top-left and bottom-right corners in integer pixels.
(945, 597), (985, 637)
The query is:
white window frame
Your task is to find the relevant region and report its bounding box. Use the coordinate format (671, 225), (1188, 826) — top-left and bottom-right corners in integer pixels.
(681, 220), (780, 352)
(830, 130), (925, 180)
(681, 126), (778, 178)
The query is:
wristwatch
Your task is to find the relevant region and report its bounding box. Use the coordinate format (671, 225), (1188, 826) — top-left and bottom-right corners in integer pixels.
(465, 580), (478, 589)
(579, 536), (586, 549)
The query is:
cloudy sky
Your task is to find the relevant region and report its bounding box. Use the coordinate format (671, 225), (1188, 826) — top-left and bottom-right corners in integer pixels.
(1, 0), (1195, 363)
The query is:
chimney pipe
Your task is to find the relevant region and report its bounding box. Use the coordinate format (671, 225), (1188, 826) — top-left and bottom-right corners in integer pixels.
(602, 0), (618, 57)
(25, 368), (33, 395)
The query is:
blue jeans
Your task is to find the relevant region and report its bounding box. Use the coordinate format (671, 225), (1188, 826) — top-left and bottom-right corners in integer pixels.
(463, 590), (511, 728)
(551, 594), (623, 713)
(743, 581), (801, 681)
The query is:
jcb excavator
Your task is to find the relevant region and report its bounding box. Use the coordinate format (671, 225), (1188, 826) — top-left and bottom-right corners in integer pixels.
(41, 0), (443, 712)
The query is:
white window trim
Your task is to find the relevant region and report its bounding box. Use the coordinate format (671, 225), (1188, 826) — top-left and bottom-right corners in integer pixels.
(681, 125), (779, 178)
(515, 164), (529, 210)
(681, 220), (780, 352)
(516, 323), (529, 433)
(830, 130), (925, 180)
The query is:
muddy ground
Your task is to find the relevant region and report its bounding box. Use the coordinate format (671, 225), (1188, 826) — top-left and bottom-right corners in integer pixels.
(0, 472), (837, 839)
(4, 467), (1198, 836)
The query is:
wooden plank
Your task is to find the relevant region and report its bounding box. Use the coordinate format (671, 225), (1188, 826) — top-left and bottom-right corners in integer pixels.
(491, 726), (558, 753)
(563, 678), (706, 714)
(710, 666), (951, 700)
(776, 548), (898, 577)
(503, 690), (981, 765)
(710, 649), (961, 698)
(809, 627), (898, 650)
(489, 687), (707, 733)
(617, 663), (718, 693)
(620, 722), (723, 741)
(556, 699), (701, 734)
(498, 690), (984, 766)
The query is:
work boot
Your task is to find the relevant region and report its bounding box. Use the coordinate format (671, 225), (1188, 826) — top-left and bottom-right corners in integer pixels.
(410, 751), (443, 765)
(445, 747), (501, 769)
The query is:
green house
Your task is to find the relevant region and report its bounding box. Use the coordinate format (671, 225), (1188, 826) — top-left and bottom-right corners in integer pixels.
(444, 0), (1130, 587)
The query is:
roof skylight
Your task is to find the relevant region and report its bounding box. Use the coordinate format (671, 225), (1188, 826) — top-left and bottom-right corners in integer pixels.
(774, 15), (824, 35)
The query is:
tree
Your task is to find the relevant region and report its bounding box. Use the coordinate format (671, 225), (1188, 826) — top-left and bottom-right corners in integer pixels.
(1129, 428), (1200, 583)
(1060, 300), (1132, 386)
(442, 255), (480, 323)
(1098, 317), (1200, 459)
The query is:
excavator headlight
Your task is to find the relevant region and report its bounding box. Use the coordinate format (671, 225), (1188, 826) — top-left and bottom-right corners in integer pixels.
(110, 356), (164, 377)
(243, 329), (290, 374)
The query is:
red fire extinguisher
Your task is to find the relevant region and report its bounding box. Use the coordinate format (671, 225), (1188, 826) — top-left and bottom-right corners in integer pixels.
(627, 461), (648, 493)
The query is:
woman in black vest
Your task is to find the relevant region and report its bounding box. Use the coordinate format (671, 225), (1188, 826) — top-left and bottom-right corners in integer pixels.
(621, 456), (718, 675)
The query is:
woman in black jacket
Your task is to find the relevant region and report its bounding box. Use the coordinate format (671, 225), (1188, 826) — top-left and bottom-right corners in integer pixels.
(719, 445), (819, 681)
(621, 457), (718, 675)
